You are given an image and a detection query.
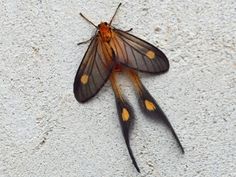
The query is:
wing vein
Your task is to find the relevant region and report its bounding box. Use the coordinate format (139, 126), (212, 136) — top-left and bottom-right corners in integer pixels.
(95, 59), (105, 80)
(130, 46), (139, 68)
(119, 36), (147, 57)
(113, 37), (127, 62)
(142, 54), (149, 71)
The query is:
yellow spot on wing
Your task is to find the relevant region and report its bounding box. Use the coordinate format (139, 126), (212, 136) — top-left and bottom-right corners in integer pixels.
(146, 50), (155, 60)
(80, 74), (89, 84)
(122, 108), (129, 121)
(144, 100), (156, 111)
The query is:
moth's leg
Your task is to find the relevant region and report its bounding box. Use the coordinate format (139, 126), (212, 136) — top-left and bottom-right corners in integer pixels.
(124, 28), (133, 33)
(126, 69), (185, 154)
(77, 36), (94, 46)
(109, 71), (140, 173)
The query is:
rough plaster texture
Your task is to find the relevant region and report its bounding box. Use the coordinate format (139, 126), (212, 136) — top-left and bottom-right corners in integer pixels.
(1, 0), (236, 177)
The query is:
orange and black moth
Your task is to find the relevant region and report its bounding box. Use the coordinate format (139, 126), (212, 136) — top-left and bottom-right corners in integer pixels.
(73, 3), (184, 172)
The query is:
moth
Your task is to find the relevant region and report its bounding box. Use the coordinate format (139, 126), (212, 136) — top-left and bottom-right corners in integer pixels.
(73, 3), (184, 172)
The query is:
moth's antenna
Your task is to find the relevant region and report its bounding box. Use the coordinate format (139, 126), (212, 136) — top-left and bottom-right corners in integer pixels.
(80, 13), (98, 28)
(109, 3), (122, 25)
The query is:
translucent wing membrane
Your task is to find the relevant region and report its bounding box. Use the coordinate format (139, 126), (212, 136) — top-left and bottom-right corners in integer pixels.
(111, 29), (169, 74)
(74, 37), (115, 102)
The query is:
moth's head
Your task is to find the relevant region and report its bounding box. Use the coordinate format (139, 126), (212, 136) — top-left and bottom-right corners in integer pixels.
(98, 22), (112, 42)
(98, 22), (111, 32)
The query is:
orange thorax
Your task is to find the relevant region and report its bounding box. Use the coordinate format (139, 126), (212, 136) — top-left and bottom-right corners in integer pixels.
(98, 22), (112, 42)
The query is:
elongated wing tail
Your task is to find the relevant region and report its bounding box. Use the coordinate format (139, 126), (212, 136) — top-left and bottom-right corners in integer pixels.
(138, 84), (185, 154)
(115, 96), (140, 172)
(110, 72), (140, 172)
(127, 69), (184, 153)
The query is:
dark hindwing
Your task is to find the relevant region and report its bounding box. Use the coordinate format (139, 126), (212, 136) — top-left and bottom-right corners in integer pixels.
(112, 29), (169, 74)
(115, 96), (140, 172)
(74, 37), (114, 102)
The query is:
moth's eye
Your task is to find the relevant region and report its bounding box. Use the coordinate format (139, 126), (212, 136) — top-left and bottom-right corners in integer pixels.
(98, 24), (101, 28)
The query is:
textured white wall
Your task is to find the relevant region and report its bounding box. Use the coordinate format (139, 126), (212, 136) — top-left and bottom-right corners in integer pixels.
(1, 0), (236, 176)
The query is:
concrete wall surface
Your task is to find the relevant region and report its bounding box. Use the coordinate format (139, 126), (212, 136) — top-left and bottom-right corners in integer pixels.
(1, 0), (235, 177)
